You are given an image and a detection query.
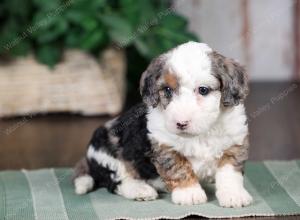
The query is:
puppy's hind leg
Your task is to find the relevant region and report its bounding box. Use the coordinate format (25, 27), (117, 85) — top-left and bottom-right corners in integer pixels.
(116, 178), (158, 201)
(87, 146), (158, 201)
(74, 175), (94, 195)
(73, 157), (94, 195)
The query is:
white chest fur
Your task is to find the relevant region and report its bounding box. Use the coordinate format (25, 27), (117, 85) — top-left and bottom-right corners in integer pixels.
(147, 104), (248, 180)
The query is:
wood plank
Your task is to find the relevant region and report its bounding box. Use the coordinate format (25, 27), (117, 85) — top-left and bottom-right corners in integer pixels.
(294, 0), (300, 79)
(174, 0), (296, 81)
(248, 0), (295, 81)
(0, 83), (299, 169)
(0, 115), (107, 169)
(174, 0), (246, 64)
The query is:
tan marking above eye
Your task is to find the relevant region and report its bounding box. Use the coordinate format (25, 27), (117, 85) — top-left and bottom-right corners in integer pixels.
(164, 72), (178, 89)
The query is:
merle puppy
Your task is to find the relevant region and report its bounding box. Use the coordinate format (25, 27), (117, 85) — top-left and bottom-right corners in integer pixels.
(73, 42), (252, 208)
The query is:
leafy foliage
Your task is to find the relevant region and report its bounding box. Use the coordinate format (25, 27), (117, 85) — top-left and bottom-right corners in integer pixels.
(0, 0), (198, 94)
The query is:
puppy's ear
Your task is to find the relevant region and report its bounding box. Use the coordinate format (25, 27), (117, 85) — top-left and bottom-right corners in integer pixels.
(209, 51), (249, 107)
(140, 55), (165, 107)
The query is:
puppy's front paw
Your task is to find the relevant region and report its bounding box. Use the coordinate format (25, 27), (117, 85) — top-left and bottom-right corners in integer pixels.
(172, 184), (207, 205)
(216, 187), (253, 208)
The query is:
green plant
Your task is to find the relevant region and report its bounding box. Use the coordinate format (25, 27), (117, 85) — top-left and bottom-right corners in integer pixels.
(0, 0), (198, 96)
(1, 0), (197, 63)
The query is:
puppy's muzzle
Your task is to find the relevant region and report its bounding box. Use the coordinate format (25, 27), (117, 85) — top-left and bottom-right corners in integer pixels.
(176, 121), (189, 130)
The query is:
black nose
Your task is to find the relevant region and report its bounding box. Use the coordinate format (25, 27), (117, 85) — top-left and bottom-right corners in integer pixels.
(176, 121), (188, 130)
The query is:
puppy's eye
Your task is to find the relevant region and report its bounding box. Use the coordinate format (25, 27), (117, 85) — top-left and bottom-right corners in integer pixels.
(198, 86), (210, 96)
(163, 86), (173, 98)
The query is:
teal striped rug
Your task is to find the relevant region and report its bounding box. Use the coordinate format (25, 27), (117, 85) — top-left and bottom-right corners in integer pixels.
(0, 161), (300, 220)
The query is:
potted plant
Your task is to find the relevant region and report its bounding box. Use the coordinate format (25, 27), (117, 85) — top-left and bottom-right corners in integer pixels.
(0, 0), (198, 116)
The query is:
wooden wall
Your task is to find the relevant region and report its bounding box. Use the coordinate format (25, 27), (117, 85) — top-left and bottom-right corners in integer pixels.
(175, 0), (300, 81)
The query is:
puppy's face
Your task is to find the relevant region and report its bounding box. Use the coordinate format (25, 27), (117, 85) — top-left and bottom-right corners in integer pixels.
(140, 42), (248, 136)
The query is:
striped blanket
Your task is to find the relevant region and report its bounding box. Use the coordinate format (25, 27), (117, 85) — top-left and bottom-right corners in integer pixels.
(0, 160), (300, 220)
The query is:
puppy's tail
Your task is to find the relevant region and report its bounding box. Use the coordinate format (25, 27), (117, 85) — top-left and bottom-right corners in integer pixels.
(73, 157), (94, 195)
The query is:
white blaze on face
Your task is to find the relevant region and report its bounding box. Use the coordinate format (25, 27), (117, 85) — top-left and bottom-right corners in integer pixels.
(163, 42), (222, 135)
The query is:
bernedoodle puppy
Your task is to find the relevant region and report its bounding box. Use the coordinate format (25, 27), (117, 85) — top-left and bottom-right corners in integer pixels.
(73, 42), (253, 208)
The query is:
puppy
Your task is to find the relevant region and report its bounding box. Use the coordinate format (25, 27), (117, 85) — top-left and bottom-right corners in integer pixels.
(73, 42), (253, 208)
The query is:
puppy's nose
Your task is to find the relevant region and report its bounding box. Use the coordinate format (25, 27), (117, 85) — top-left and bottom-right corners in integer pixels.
(176, 121), (189, 130)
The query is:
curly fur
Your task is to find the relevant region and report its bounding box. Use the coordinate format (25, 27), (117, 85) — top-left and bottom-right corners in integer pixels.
(73, 42), (252, 208)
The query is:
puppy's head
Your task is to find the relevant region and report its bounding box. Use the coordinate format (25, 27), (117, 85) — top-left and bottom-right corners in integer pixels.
(140, 42), (248, 136)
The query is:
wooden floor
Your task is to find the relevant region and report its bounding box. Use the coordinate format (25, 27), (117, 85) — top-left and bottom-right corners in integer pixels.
(0, 82), (299, 220)
(246, 82), (300, 160)
(1, 82), (299, 169)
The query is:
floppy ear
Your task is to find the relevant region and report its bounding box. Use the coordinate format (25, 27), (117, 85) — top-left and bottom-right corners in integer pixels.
(139, 55), (166, 107)
(209, 51), (249, 107)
